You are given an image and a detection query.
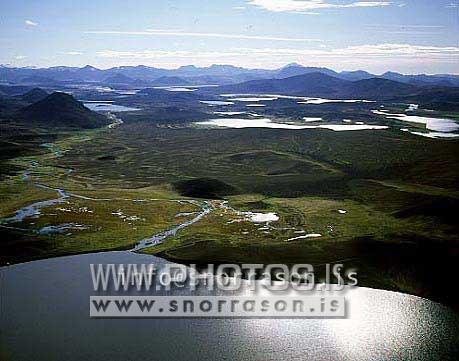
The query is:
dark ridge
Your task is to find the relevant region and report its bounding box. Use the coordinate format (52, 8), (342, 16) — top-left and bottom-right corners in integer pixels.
(393, 197), (459, 225)
(173, 178), (237, 199)
(97, 155), (117, 161)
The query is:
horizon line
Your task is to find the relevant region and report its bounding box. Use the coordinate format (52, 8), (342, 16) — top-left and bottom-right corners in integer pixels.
(2, 63), (459, 77)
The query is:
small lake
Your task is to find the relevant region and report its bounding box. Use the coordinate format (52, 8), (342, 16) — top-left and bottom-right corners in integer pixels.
(1, 251), (458, 360)
(83, 102), (141, 112)
(196, 117), (388, 131)
(299, 98), (374, 105)
(156, 87), (198, 92)
(373, 110), (459, 138)
(214, 111), (247, 115)
(220, 94), (374, 104)
(230, 97), (278, 102)
(200, 100), (235, 106)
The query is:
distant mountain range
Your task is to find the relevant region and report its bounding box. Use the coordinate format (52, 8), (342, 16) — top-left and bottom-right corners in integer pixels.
(217, 72), (420, 99)
(1, 63), (459, 87)
(2, 64), (459, 118)
(216, 72), (459, 108)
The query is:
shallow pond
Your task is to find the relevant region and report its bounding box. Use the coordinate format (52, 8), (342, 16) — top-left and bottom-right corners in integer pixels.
(196, 117), (388, 131)
(83, 102), (141, 112)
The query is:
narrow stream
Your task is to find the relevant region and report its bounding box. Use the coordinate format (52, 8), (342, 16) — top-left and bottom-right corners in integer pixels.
(0, 181), (215, 249)
(132, 201), (214, 251)
(2, 127), (266, 252)
(0, 184), (70, 224)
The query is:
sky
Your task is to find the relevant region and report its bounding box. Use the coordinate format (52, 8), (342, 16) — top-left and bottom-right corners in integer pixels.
(0, 0), (458, 74)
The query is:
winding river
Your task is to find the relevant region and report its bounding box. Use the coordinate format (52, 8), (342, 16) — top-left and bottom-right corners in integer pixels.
(133, 200), (213, 251)
(0, 184), (70, 225)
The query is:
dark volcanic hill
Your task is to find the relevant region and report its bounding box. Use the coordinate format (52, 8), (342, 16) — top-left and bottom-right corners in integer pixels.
(18, 88), (48, 103)
(19, 92), (110, 128)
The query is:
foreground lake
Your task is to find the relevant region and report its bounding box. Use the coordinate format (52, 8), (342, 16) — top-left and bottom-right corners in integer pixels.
(1, 251), (458, 360)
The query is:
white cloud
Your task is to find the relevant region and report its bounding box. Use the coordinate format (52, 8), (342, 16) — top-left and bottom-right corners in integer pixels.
(363, 24), (444, 34)
(241, 43), (459, 58)
(364, 24), (444, 29)
(86, 29), (321, 42)
(247, 0), (391, 12)
(96, 50), (244, 59)
(362, 24), (444, 34)
(64, 51), (84, 55)
(367, 30), (442, 35)
(96, 44), (459, 61)
(88, 43), (459, 72)
(25, 20), (38, 26)
(14, 55), (27, 60)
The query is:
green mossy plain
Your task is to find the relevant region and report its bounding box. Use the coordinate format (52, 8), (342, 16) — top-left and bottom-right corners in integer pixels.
(1, 104), (459, 307)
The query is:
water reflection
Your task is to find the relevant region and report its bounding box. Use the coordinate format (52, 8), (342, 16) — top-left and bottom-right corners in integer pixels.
(1, 252), (458, 360)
